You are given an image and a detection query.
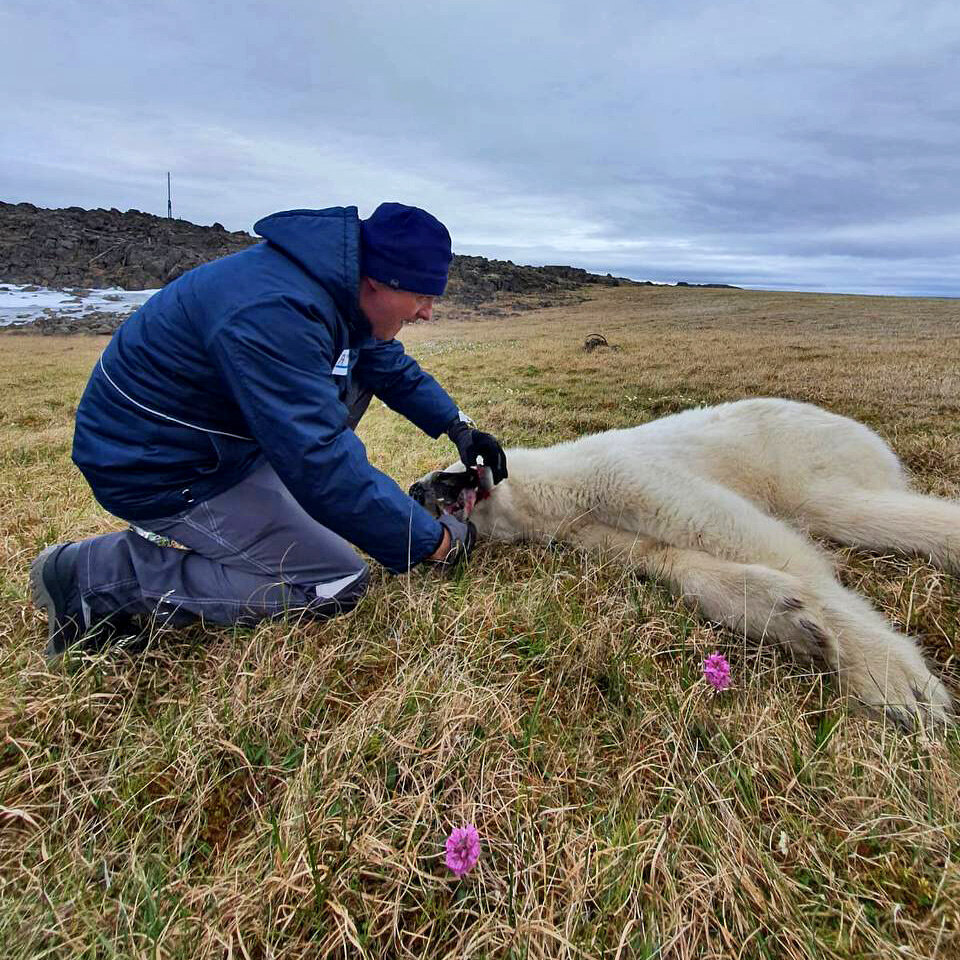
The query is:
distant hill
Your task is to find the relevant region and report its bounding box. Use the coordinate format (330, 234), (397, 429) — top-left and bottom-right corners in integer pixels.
(0, 202), (661, 305)
(0, 202), (255, 290)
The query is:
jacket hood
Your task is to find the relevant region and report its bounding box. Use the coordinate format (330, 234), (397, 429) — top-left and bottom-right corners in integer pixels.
(254, 207), (367, 333)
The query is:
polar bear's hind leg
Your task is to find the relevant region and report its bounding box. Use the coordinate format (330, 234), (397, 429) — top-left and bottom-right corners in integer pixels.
(798, 485), (960, 575)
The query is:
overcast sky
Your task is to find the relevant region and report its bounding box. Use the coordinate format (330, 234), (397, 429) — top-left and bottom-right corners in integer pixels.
(2, 0), (959, 297)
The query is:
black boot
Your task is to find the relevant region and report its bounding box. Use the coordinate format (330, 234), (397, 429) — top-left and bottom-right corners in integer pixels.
(30, 543), (141, 658)
(30, 543), (86, 658)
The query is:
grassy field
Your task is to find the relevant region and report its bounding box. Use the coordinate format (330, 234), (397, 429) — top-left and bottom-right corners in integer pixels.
(2, 284), (960, 958)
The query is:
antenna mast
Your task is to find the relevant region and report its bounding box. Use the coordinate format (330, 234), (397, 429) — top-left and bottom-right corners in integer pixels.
(167, 172), (173, 218)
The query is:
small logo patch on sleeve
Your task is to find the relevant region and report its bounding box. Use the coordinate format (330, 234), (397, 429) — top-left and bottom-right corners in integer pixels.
(332, 349), (351, 375)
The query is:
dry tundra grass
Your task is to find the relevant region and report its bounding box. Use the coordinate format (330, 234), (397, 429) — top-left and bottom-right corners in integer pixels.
(2, 284), (960, 959)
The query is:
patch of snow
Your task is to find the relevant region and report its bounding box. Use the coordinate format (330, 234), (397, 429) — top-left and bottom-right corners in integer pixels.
(0, 283), (160, 326)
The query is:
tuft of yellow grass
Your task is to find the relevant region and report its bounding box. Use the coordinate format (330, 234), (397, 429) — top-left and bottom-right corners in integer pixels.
(2, 285), (959, 959)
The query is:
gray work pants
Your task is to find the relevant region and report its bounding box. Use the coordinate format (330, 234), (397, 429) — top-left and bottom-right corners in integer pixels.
(74, 460), (370, 629)
(74, 384), (376, 631)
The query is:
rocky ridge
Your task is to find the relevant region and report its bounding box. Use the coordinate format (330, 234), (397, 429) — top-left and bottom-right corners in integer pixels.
(0, 201), (256, 290)
(0, 201), (737, 334)
(1, 201), (631, 296)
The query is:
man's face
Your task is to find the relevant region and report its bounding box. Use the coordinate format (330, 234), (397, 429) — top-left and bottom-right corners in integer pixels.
(358, 276), (435, 340)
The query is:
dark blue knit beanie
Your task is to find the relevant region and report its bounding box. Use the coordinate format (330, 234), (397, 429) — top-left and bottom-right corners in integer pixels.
(360, 202), (453, 296)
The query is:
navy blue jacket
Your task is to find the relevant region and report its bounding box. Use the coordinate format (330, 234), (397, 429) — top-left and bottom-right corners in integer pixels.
(72, 206), (459, 572)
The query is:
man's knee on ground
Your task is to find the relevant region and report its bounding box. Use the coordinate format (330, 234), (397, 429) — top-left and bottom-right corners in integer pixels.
(308, 562), (370, 618)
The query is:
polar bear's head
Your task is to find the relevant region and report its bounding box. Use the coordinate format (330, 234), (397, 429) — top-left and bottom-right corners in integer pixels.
(409, 463), (520, 540)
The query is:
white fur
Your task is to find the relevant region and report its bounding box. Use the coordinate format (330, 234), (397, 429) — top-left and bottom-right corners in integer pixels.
(446, 398), (958, 728)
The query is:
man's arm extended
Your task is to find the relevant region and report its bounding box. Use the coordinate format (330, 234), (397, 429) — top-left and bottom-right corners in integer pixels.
(206, 298), (445, 573)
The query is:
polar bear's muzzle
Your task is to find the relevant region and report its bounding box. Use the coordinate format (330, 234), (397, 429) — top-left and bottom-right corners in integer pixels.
(409, 466), (492, 521)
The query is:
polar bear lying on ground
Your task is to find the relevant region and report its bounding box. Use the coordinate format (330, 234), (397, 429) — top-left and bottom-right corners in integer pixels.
(411, 398), (958, 730)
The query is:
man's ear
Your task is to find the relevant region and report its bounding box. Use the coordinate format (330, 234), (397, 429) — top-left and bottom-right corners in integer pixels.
(358, 275), (379, 314)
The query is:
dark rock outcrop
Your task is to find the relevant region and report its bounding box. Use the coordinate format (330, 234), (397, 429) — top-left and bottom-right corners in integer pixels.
(0, 202), (640, 307)
(0, 201), (256, 290)
(2, 202), (740, 336)
(445, 256), (628, 304)
(3, 310), (127, 337)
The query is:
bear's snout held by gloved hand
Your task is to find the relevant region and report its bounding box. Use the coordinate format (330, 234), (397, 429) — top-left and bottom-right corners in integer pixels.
(408, 468), (484, 520)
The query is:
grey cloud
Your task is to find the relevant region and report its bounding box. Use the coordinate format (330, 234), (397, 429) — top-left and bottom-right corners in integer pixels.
(1, 0), (959, 295)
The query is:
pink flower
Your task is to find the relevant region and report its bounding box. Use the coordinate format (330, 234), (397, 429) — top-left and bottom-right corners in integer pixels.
(703, 652), (731, 691)
(445, 824), (481, 877)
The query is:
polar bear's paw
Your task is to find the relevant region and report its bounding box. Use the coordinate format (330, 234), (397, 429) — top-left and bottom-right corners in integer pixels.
(725, 565), (835, 664)
(840, 636), (955, 733)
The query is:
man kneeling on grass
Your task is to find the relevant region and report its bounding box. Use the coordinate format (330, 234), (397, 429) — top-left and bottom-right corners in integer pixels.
(29, 202), (508, 655)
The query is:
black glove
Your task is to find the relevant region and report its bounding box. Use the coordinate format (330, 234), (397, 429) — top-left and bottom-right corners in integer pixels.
(446, 420), (508, 484)
(426, 513), (476, 570)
